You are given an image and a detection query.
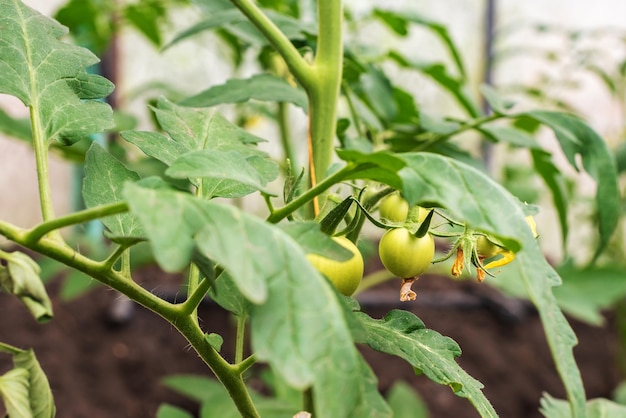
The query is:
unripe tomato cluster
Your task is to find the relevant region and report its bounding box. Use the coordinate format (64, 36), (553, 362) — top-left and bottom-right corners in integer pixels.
(307, 192), (436, 298)
(378, 193), (435, 279)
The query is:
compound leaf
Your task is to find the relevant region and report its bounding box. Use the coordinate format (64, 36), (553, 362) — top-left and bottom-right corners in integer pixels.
(356, 310), (496, 417)
(180, 74), (308, 111)
(0, 0), (114, 145)
(121, 98), (278, 198)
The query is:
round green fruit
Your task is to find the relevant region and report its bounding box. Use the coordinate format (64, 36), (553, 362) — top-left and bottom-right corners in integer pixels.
(476, 236), (499, 258)
(379, 193), (409, 223)
(307, 236), (364, 296)
(379, 228), (434, 278)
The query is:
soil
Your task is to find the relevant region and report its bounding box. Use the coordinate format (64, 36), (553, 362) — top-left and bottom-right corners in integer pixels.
(0, 264), (623, 418)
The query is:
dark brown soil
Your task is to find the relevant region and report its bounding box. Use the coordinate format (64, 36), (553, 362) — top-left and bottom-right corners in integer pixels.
(0, 267), (622, 418)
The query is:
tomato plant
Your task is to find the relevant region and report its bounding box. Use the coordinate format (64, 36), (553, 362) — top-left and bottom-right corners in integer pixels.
(0, 0), (623, 417)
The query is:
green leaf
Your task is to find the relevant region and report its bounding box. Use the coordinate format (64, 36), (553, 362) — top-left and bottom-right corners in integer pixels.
(122, 98), (278, 198)
(358, 70), (397, 122)
(54, 0), (114, 55)
(169, 5), (314, 51)
(60, 270), (98, 301)
(480, 85), (516, 114)
(375, 9), (467, 81)
(525, 111), (620, 258)
(204, 333), (224, 352)
(531, 149), (569, 248)
(0, 0), (114, 144)
(389, 52), (479, 117)
(210, 272), (250, 316)
(156, 404), (194, 418)
(373, 9), (409, 36)
(165, 375), (301, 418)
(279, 221), (352, 261)
(180, 74), (308, 110)
(83, 143), (143, 239)
(123, 0), (165, 47)
(0, 368), (31, 418)
(340, 150), (586, 417)
(163, 375), (231, 403)
(540, 394), (626, 418)
(386, 381), (429, 418)
(614, 142), (626, 174)
(0, 251), (53, 322)
(554, 262), (626, 326)
(166, 150), (273, 195)
(164, 9), (247, 49)
(121, 131), (187, 166)
(12, 349), (56, 418)
(126, 185), (390, 418)
(480, 125), (540, 148)
(356, 310), (496, 417)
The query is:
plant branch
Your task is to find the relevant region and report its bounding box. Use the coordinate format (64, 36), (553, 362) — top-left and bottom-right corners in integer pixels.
(0, 220), (27, 243)
(101, 243), (132, 271)
(229, 0), (314, 89)
(0, 341), (24, 355)
(277, 101), (297, 175)
(180, 275), (213, 316)
(266, 164), (354, 223)
(173, 316), (260, 417)
(25, 201), (129, 244)
(235, 314), (247, 364)
(414, 114), (502, 151)
(234, 354), (257, 375)
(187, 263), (201, 324)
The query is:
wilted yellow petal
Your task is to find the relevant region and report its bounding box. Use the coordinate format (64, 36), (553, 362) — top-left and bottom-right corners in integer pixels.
(484, 251), (516, 270)
(451, 248), (464, 277)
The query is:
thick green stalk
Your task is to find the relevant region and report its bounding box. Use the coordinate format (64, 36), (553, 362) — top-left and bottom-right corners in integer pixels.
(308, 0), (344, 184)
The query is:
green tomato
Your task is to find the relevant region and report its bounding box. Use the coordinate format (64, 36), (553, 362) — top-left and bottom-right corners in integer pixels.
(307, 236), (364, 296)
(378, 228), (434, 278)
(476, 236), (499, 258)
(379, 193), (409, 222)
